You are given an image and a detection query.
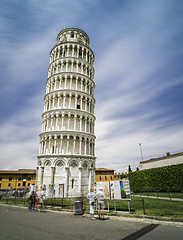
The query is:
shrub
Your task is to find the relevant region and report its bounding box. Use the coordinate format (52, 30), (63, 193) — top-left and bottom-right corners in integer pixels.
(128, 163), (183, 193)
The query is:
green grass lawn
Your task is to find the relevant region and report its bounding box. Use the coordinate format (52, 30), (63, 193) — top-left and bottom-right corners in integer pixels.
(1, 195), (183, 219)
(132, 192), (183, 199)
(130, 197), (183, 218)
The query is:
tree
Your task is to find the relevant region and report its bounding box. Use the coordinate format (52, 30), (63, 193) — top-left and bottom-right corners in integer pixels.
(120, 173), (127, 179)
(128, 165), (132, 173)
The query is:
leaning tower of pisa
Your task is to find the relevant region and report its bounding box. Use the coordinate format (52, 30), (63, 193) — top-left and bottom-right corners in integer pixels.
(36, 27), (96, 197)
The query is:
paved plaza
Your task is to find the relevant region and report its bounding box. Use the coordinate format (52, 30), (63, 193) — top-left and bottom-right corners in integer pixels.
(0, 204), (183, 240)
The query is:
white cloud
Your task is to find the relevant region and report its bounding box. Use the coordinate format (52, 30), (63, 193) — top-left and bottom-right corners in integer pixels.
(0, 0), (182, 173)
(0, 93), (42, 169)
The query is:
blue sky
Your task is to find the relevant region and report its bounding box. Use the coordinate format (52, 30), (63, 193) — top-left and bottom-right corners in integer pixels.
(0, 0), (183, 173)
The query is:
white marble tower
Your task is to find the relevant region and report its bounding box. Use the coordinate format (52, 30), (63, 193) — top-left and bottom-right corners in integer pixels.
(36, 27), (96, 197)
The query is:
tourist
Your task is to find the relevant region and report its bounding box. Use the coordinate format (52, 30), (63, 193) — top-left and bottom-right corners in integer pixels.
(96, 187), (105, 220)
(35, 192), (40, 211)
(40, 189), (46, 212)
(87, 187), (96, 220)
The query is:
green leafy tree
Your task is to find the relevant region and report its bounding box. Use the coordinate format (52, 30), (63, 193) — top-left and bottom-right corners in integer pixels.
(120, 173), (127, 179)
(128, 165), (132, 173)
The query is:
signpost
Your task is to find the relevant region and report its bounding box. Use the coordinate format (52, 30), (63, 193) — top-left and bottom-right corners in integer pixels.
(96, 180), (131, 212)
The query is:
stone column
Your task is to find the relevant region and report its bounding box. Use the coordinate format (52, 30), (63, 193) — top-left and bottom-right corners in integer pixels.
(71, 61), (73, 72)
(54, 136), (57, 154)
(88, 168), (92, 192)
(80, 116), (82, 131)
(53, 94), (55, 109)
(88, 101), (91, 113)
(68, 113), (71, 130)
(69, 93), (72, 108)
(78, 165), (82, 196)
(66, 135), (69, 153)
(66, 60), (68, 72)
(80, 96), (83, 110)
(72, 46), (74, 57)
(77, 46), (79, 58)
(79, 138), (82, 155)
(76, 77), (78, 90)
(74, 114), (77, 131)
(73, 137), (76, 154)
(64, 167), (69, 197)
(76, 61), (79, 73)
(56, 114), (59, 131)
(64, 78), (67, 89)
(51, 167), (55, 185)
(85, 118), (87, 132)
(41, 167), (44, 186)
(48, 136), (51, 153)
(70, 76), (73, 89)
(63, 93), (66, 108)
(75, 94), (77, 109)
(81, 79), (83, 91)
(41, 141), (44, 154)
(60, 135), (63, 154)
(84, 139), (87, 155)
(58, 94), (60, 108)
(51, 115), (53, 130)
(61, 113), (64, 129)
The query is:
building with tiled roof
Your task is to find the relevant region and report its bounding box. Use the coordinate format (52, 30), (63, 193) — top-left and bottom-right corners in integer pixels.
(95, 168), (115, 182)
(138, 152), (183, 170)
(0, 169), (36, 189)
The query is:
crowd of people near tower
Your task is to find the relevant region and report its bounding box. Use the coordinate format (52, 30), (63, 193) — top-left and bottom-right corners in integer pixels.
(28, 190), (46, 212)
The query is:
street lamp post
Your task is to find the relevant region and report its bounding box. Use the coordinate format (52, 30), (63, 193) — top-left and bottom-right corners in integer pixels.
(139, 143), (144, 162)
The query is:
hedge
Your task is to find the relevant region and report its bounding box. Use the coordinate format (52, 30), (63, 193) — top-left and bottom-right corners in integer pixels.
(128, 163), (183, 193)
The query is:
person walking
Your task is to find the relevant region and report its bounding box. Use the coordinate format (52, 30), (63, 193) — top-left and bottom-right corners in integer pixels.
(96, 187), (105, 220)
(40, 189), (46, 212)
(31, 191), (36, 211)
(87, 187), (96, 220)
(35, 192), (40, 211)
(28, 193), (32, 211)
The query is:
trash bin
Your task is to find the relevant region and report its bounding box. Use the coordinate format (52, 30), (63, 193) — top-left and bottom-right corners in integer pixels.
(73, 201), (83, 215)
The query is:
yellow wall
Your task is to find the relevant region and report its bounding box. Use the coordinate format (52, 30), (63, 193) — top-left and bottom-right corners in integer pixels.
(0, 174), (36, 189)
(95, 171), (115, 182)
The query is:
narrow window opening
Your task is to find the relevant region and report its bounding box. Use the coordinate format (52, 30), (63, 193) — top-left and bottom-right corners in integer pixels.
(79, 49), (82, 57)
(72, 179), (74, 188)
(77, 104), (80, 109)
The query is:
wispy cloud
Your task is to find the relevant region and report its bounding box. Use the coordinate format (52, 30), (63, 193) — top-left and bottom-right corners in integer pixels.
(0, 0), (182, 172)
